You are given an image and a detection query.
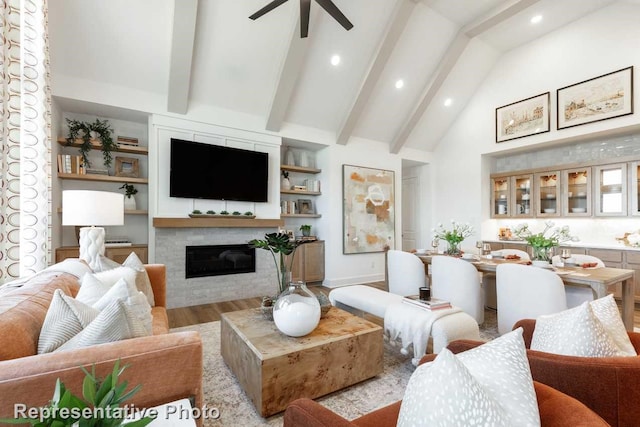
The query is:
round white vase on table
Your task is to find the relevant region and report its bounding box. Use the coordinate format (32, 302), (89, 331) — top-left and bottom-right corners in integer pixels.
(273, 281), (321, 337)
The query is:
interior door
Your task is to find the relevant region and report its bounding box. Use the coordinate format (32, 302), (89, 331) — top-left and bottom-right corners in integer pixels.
(402, 175), (419, 250)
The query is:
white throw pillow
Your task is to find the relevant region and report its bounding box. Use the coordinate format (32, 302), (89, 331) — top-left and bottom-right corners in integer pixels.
(590, 294), (636, 356)
(38, 289), (99, 354)
(122, 252), (155, 306)
(531, 301), (628, 357)
(55, 299), (149, 352)
(93, 255), (121, 273)
(93, 278), (152, 335)
(397, 328), (540, 427)
(76, 267), (138, 306)
(42, 258), (94, 279)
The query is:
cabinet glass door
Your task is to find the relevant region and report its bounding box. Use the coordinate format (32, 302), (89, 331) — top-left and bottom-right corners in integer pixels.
(491, 177), (510, 217)
(535, 171), (560, 217)
(562, 168), (591, 216)
(630, 162), (640, 216)
(595, 163), (627, 216)
(512, 174), (533, 217)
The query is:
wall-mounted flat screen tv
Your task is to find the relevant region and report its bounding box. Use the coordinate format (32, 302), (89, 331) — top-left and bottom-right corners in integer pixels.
(170, 138), (269, 202)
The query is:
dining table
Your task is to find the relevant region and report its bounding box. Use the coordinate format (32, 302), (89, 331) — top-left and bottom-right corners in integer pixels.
(416, 254), (636, 331)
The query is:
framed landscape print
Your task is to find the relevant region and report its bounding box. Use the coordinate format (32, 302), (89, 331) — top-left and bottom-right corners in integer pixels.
(557, 66), (633, 130)
(342, 165), (395, 254)
(496, 92), (550, 143)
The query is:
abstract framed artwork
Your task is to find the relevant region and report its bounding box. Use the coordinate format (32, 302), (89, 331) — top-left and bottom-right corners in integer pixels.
(342, 165), (395, 254)
(557, 66), (633, 130)
(496, 92), (550, 143)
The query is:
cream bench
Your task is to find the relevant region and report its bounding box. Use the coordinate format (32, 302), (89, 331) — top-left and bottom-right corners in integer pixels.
(329, 285), (480, 363)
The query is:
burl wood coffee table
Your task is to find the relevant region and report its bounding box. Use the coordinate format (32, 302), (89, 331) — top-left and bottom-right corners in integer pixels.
(220, 307), (383, 417)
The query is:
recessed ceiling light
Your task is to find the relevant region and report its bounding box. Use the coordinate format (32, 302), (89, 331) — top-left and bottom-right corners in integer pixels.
(530, 15), (542, 24)
(395, 79), (404, 89)
(330, 55), (341, 66)
(444, 98), (453, 107)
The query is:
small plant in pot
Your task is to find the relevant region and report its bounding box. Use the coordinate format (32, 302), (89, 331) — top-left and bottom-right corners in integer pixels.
(119, 183), (138, 210)
(300, 224), (312, 237)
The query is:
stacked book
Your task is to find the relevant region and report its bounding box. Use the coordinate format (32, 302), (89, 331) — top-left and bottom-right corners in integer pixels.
(303, 178), (320, 192)
(402, 296), (452, 311)
(57, 154), (85, 174)
(117, 136), (139, 147)
(280, 200), (297, 214)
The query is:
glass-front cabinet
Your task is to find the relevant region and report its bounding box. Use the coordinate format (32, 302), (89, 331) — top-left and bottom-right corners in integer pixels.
(630, 162), (640, 216)
(595, 163), (627, 216)
(491, 176), (510, 217)
(562, 167), (591, 216)
(534, 171), (560, 217)
(511, 174), (533, 217)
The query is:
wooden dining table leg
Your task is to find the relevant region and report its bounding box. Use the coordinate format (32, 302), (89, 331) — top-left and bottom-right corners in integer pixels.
(621, 277), (635, 331)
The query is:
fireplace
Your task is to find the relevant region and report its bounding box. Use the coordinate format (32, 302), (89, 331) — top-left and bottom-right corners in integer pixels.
(185, 244), (256, 279)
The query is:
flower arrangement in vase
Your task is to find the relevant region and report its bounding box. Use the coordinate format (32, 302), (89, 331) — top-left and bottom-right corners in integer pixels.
(432, 220), (474, 256)
(513, 221), (578, 264)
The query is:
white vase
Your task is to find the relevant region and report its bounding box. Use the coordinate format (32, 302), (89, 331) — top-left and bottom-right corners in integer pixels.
(124, 196), (136, 210)
(281, 177), (291, 190)
(273, 281), (320, 337)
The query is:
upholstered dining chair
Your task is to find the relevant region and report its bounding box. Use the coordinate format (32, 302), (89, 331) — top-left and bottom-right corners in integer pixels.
(431, 255), (484, 324)
(484, 248), (532, 310)
(496, 263), (567, 335)
(386, 250), (427, 296)
(551, 254), (605, 308)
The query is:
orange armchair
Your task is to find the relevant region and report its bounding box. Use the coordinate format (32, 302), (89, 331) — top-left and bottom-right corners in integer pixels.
(447, 319), (640, 427)
(283, 354), (609, 427)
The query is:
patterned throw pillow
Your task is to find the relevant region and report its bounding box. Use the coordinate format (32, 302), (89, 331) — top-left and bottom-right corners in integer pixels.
(93, 278), (152, 335)
(531, 301), (628, 357)
(55, 299), (149, 352)
(90, 253), (155, 306)
(398, 328), (539, 427)
(590, 294), (636, 356)
(37, 289), (99, 354)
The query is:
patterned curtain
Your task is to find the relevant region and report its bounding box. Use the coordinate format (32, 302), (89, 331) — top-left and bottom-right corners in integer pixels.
(0, 0), (52, 283)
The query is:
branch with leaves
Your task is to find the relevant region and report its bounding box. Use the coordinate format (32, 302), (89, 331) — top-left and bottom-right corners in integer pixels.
(66, 118), (117, 168)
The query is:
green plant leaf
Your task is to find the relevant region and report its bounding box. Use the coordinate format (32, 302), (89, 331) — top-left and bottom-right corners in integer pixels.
(117, 384), (142, 404)
(83, 372), (97, 404)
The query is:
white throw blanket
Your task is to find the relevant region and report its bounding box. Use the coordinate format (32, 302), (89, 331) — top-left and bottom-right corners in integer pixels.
(384, 302), (462, 366)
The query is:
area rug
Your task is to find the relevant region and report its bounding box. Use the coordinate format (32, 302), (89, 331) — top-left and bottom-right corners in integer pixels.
(171, 309), (499, 426)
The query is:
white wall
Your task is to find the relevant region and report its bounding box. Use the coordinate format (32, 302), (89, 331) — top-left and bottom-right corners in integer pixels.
(431, 2), (640, 248)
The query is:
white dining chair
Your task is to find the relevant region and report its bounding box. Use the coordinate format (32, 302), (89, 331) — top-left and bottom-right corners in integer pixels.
(387, 250), (427, 296)
(484, 249), (531, 310)
(551, 254), (604, 307)
(496, 263), (567, 335)
(431, 256), (484, 324)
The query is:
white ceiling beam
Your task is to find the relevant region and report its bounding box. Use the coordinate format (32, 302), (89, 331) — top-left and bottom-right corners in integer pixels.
(335, 0), (419, 145)
(389, 0), (541, 154)
(265, 18), (310, 132)
(167, 0), (198, 114)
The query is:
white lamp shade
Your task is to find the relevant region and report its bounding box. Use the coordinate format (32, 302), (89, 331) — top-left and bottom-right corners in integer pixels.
(62, 190), (124, 226)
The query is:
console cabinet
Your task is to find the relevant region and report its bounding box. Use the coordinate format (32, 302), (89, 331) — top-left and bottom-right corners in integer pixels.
(287, 240), (325, 285)
(55, 245), (148, 264)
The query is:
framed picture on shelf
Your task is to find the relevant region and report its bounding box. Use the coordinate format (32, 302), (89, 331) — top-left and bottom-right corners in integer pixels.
(557, 66), (633, 130)
(286, 230), (295, 241)
(495, 92), (550, 143)
(115, 156), (139, 178)
(297, 199), (314, 214)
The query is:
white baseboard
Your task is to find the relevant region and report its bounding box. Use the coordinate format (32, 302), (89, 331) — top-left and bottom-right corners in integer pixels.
(322, 273), (385, 289)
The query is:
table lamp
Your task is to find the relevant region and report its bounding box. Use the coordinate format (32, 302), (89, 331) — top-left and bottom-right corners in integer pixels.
(62, 190), (124, 270)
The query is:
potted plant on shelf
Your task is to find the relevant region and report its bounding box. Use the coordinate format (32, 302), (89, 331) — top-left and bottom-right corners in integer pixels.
(432, 220), (474, 256)
(281, 170), (291, 190)
(66, 118), (117, 169)
(248, 233), (298, 319)
(119, 183), (138, 210)
(513, 221), (578, 266)
(300, 224), (312, 237)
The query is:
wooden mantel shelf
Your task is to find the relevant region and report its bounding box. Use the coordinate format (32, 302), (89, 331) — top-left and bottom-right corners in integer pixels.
(153, 217), (284, 228)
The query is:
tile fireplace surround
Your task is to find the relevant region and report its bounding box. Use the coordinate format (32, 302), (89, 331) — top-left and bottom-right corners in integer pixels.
(154, 226), (280, 309)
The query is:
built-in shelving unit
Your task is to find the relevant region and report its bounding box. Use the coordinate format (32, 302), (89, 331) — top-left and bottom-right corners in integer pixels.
(58, 173), (148, 184)
(280, 162), (322, 218)
(57, 137), (148, 155)
(281, 189), (321, 196)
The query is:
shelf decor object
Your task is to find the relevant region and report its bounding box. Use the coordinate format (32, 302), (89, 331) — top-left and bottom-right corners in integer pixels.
(62, 190), (124, 270)
(557, 66), (633, 130)
(65, 118), (117, 168)
(342, 164), (395, 254)
(496, 92), (550, 143)
(115, 156), (140, 178)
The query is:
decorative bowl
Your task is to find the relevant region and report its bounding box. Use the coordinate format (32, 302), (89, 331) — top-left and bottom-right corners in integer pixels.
(571, 208), (586, 213)
(543, 208), (556, 213)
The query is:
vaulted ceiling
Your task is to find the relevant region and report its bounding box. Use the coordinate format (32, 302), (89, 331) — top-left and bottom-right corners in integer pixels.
(49, 0), (633, 152)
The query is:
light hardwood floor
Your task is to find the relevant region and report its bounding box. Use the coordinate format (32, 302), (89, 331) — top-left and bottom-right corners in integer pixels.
(167, 282), (640, 329)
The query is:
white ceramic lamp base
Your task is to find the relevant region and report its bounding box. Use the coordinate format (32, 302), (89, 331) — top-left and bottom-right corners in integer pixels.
(79, 226), (106, 270)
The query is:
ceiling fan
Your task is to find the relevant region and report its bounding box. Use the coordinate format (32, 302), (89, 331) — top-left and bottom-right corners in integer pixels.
(249, 0), (354, 38)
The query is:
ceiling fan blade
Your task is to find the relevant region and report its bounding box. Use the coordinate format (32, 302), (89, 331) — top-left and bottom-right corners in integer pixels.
(300, 0), (311, 38)
(249, 0), (290, 20)
(314, 0), (353, 31)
